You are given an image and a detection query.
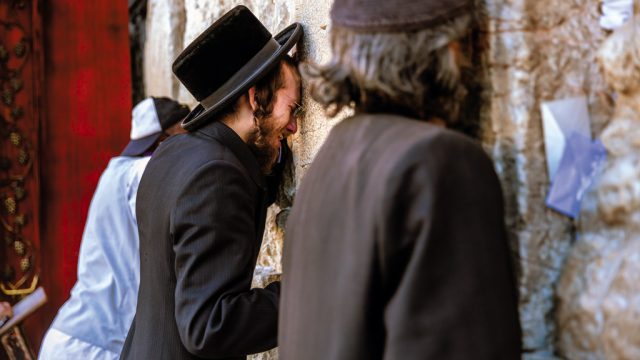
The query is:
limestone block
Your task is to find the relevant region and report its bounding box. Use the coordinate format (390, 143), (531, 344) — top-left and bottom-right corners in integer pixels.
(557, 227), (640, 359)
(556, 15), (640, 360)
(144, 0), (186, 99)
(481, 0), (611, 355)
(251, 266), (281, 289)
(250, 348), (278, 360)
(292, 0), (347, 179)
(597, 157), (640, 225)
(257, 204), (285, 273)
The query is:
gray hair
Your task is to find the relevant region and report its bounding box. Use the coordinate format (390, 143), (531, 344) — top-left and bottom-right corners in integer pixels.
(302, 14), (472, 124)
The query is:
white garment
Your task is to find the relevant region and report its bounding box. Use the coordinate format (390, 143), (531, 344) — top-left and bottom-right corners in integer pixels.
(39, 328), (118, 360)
(39, 156), (150, 358)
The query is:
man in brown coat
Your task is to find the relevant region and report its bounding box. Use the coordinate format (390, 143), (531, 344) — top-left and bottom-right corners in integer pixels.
(279, 0), (522, 359)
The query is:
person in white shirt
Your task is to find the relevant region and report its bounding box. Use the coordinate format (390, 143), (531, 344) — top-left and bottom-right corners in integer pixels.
(38, 97), (189, 360)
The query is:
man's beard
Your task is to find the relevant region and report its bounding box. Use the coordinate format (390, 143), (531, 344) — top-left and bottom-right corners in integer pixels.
(248, 115), (281, 175)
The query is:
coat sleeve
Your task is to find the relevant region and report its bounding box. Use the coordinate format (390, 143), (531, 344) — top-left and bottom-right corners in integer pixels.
(379, 135), (521, 360)
(171, 160), (280, 358)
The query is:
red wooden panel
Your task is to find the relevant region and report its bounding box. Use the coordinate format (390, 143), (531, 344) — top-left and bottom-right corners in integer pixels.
(35, 0), (131, 351)
(0, 0), (44, 355)
(0, 1), (42, 297)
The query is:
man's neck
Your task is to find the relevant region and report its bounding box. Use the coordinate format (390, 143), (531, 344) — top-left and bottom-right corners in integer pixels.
(220, 108), (255, 144)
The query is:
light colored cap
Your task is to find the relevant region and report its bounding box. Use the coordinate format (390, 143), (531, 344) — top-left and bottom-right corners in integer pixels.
(130, 98), (162, 140)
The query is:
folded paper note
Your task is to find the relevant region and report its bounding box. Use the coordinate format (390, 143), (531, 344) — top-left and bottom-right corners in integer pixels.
(541, 96), (592, 182)
(546, 132), (607, 218)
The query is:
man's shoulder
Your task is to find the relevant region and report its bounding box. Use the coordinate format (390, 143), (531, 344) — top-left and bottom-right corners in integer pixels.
(151, 132), (244, 171)
(141, 132), (252, 195)
(338, 113), (486, 162)
(347, 114), (500, 196)
(163, 131), (235, 155)
(362, 113), (473, 141)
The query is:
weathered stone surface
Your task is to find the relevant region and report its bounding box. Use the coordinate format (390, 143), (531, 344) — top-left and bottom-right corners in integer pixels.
(144, 0), (185, 99)
(556, 14), (640, 359)
(249, 347), (279, 360)
(290, 0), (351, 189)
(481, 0), (612, 356)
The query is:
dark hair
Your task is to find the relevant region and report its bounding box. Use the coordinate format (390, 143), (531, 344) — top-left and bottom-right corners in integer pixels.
(302, 14), (472, 125)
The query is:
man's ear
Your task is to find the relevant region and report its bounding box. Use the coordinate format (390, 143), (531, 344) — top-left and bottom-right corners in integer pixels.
(248, 87), (257, 111)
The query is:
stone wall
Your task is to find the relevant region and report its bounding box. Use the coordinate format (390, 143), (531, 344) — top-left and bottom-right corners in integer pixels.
(556, 13), (640, 359)
(142, 0), (624, 359)
(481, 0), (612, 358)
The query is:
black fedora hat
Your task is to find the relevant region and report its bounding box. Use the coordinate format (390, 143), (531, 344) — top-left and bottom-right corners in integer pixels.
(173, 5), (303, 131)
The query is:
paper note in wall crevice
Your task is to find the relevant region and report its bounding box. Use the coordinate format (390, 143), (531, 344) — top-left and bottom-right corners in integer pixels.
(545, 132), (607, 219)
(541, 96), (592, 183)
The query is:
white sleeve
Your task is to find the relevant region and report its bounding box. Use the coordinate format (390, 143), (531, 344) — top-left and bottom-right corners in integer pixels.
(127, 157), (151, 223)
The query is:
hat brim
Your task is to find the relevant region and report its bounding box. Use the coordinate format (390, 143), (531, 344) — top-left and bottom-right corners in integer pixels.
(121, 132), (161, 156)
(181, 22), (303, 131)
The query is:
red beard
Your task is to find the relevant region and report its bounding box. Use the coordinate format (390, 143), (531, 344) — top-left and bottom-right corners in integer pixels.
(248, 115), (281, 175)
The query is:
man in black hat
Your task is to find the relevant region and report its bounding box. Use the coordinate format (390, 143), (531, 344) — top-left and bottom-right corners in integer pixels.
(279, 0), (521, 359)
(121, 6), (303, 360)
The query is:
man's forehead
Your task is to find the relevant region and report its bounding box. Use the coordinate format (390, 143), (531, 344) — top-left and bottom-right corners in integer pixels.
(281, 63), (302, 101)
(282, 61), (301, 83)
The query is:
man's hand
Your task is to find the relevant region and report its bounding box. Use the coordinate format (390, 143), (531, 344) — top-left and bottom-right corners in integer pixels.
(0, 301), (12, 327)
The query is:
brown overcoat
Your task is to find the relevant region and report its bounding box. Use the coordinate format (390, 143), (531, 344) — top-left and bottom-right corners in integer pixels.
(280, 114), (521, 359)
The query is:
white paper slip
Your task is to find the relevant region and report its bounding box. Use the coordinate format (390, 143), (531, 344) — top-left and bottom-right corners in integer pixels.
(541, 96), (592, 182)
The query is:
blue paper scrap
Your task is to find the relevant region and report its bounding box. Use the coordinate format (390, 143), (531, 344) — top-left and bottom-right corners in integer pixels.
(545, 132), (607, 219)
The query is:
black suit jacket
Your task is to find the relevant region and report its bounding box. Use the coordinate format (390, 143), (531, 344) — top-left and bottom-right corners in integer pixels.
(280, 114), (521, 359)
(121, 121), (279, 360)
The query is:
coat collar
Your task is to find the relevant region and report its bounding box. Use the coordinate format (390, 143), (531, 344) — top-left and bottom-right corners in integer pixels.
(196, 121), (266, 189)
